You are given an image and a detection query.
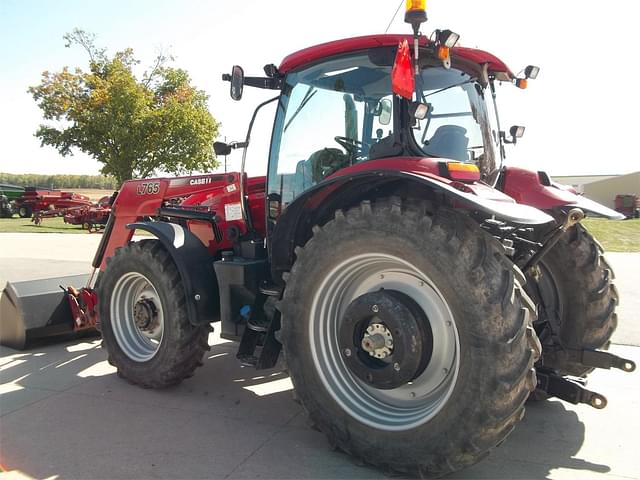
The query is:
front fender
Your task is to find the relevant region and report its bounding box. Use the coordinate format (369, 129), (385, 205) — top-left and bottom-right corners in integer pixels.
(127, 221), (219, 325)
(502, 167), (625, 219)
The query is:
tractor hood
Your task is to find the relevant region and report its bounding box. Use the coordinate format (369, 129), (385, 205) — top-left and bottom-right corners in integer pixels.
(501, 167), (625, 219)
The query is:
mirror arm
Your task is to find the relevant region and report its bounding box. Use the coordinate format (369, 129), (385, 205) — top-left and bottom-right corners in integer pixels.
(223, 75), (282, 90)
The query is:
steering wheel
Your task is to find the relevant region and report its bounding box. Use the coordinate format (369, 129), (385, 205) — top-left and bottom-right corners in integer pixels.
(334, 136), (363, 158)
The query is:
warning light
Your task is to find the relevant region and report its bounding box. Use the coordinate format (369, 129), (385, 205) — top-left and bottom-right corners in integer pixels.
(405, 0), (427, 32)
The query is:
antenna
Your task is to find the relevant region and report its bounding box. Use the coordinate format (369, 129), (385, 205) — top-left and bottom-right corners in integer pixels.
(384, 0), (404, 33)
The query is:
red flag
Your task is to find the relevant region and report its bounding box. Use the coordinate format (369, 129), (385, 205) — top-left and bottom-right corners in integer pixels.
(391, 39), (415, 99)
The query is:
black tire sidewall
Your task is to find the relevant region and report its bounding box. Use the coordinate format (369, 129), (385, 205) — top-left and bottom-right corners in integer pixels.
(535, 225), (617, 376)
(281, 204), (534, 472)
(98, 242), (197, 384)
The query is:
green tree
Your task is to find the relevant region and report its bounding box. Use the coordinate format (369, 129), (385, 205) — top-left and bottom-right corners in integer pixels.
(29, 29), (219, 184)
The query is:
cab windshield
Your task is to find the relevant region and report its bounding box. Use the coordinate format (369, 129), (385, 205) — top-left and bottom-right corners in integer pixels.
(414, 69), (495, 174)
(268, 49), (495, 207)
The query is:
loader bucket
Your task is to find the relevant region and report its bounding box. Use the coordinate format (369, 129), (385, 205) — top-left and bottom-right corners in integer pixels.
(0, 274), (92, 350)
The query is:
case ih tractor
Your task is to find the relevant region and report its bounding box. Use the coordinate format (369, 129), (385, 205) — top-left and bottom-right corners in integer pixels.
(1, 3), (635, 477)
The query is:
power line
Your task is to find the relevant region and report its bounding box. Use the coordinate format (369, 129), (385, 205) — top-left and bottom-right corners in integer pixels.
(384, 0), (404, 33)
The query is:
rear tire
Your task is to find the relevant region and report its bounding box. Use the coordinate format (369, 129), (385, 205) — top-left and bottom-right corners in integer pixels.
(527, 224), (618, 377)
(279, 199), (540, 477)
(98, 240), (210, 388)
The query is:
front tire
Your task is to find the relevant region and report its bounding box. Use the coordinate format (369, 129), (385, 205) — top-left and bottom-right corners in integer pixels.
(527, 224), (618, 377)
(98, 240), (210, 388)
(279, 199), (540, 477)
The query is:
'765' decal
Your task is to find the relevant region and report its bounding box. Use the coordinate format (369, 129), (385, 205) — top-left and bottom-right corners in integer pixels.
(137, 182), (160, 195)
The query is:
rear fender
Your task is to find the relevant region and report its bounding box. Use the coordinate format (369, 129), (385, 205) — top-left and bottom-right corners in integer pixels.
(501, 167), (625, 219)
(269, 170), (553, 282)
(127, 221), (219, 326)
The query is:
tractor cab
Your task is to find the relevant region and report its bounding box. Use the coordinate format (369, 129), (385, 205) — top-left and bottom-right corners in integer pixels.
(267, 47), (498, 208)
(222, 31), (540, 234)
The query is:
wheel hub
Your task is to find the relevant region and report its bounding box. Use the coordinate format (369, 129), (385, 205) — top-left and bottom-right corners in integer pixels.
(339, 290), (433, 390)
(361, 323), (394, 359)
(133, 298), (159, 332)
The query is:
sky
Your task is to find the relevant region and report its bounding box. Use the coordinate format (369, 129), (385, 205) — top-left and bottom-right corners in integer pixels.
(1, 0), (638, 178)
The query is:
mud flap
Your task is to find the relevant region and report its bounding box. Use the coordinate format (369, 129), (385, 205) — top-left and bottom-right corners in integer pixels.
(0, 274), (91, 350)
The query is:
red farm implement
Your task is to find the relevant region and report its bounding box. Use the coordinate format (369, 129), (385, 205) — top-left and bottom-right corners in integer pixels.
(13, 188), (92, 218)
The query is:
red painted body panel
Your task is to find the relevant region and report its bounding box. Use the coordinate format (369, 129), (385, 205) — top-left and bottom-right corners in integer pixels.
(501, 166), (577, 209)
(332, 157), (516, 203)
(100, 173), (267, 269)
(279, 34), (513, 77)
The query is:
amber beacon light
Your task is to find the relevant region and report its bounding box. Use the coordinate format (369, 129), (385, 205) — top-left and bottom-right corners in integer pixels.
(405, 0), (427, 33)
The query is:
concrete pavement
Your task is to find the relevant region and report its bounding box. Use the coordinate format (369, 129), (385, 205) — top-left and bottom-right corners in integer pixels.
(1, 337), (638, 479)
(1, 233), (639, 479)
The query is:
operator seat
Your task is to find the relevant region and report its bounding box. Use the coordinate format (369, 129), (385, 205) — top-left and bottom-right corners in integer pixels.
(308, 148), (348, 183)
(423, 125), (470, 162)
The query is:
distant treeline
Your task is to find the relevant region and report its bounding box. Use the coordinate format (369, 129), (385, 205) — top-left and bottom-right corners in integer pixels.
(0, 173), (118, 190)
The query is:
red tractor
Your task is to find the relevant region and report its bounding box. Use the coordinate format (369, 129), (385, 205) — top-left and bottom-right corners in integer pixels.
(2, 5), (634, 477)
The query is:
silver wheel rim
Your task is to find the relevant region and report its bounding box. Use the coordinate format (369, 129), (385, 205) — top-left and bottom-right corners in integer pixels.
(309, 253), (460, 431)
(111, 272), (165, 362)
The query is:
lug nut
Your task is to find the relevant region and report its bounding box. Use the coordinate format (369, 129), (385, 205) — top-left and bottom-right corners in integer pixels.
(372, 305), (379, 313)
(343, 348), (352, 357)
(393, 362), (400, 371)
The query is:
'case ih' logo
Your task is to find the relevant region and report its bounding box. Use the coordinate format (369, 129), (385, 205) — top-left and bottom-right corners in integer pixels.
(189, 177), (213, 186)
(137, 182), (160, 195)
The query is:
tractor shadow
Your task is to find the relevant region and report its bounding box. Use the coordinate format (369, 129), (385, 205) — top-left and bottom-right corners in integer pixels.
(451, 399), (611, 479)
(0, 335), (612, 479)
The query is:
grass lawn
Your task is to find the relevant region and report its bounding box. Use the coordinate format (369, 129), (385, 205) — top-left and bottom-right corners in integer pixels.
(582, 218), (640, 252)
(1, 213), (638, 251)
(0, 215), (97, 233)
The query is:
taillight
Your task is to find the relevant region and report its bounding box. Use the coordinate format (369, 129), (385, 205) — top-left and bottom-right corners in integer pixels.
(441, 162), (481, 182)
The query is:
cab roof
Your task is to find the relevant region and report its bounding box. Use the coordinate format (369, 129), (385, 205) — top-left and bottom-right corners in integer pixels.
(279, 34), (514, 79)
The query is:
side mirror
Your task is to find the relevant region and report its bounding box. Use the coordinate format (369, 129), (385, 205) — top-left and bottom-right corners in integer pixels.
(378, 98), (392, 125)
(214, 140), (248, 156)
(214, 141), (232, 156)
(230, 65), (244, 101)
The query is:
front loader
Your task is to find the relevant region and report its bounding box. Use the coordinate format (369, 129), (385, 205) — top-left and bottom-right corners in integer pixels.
(1, 3), (635, 477)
